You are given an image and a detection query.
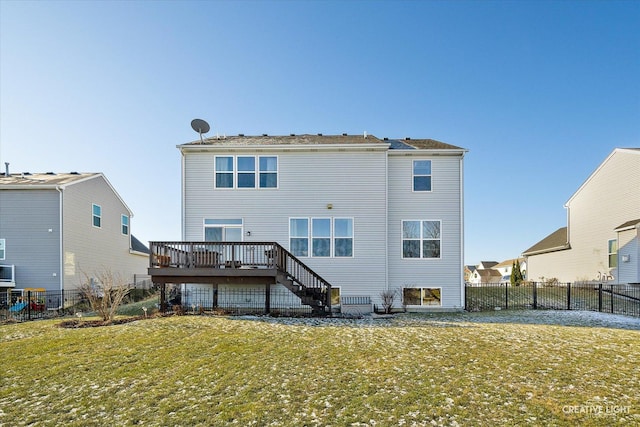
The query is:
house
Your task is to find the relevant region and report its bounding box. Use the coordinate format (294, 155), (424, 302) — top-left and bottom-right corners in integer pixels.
(523, 148), (640, 284)
(493, 258), (527, 283)
(0, 170), (149, 305)
(149, 133), (466, 313)
(464, 265), (477, 282)
(466, 261), (501, 285)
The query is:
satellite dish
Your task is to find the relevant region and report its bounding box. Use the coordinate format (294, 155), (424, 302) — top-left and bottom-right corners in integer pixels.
(191, 119), (210, 143)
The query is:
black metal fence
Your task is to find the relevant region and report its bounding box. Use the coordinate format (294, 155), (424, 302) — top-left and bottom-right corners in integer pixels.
(0, 283), (157, 322)
(163, 286), (313, 316)
(465, 282), (640, 317)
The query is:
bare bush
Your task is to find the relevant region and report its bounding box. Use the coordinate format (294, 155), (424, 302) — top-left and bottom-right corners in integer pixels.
(79, 270), (130, 323)
(380, 289), (396, 314)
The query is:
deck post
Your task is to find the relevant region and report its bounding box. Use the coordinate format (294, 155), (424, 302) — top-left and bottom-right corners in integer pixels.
(265, 283), (271, 314)
(159, 283), (167, 312)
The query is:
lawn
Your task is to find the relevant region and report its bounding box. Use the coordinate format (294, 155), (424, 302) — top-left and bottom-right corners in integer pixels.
(0, 311), (638, 426)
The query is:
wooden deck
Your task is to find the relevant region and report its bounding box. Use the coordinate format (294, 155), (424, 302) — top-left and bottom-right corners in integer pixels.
(148, 241), (332, 314)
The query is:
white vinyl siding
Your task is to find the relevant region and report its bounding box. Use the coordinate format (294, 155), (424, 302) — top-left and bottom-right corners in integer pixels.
(182, 147), (388, 301)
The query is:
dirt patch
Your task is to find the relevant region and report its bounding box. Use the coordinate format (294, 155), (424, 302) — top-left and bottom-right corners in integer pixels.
(57, 315), (146, 328)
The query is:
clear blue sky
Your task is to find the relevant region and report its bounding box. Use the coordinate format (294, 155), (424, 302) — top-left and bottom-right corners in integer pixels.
(1, 0), (638, 266)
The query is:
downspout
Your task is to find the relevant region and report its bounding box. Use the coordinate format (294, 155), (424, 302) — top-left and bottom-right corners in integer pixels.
(181, 149), (186, 240)
(459, 154), (465, 309)
(56, 186), (63, 294)
(385, 150), (389, 292)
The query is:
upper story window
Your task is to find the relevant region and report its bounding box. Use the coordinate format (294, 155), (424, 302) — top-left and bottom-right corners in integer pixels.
(215, 156), (278, 189)
(608, 239), (618, 268)
(413, 160), (432, 192)
(121, 215), (129, 235)
(92, 204), (102, 228)
(290, 217), (354, 258)
(0, 239), (5, 260)
(259, 156), (278, 188)
(402, 220), (441, 259)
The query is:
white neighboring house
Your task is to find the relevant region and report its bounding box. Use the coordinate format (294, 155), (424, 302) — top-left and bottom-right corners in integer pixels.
(0, 170), (149, 303)
(170, 133), (467, 312)
(523, 148), (640, 284)
(493, 258), (527, 283)
(466, 261), (500, 285)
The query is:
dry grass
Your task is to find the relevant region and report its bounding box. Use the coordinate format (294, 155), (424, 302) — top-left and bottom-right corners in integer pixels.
(0, 311), (638, 426)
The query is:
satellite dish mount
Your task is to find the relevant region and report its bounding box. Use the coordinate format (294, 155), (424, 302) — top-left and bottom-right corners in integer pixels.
(191, 119), (211, 144)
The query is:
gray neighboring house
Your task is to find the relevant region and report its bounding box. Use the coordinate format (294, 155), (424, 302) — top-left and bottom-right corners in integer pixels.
(0, 170), (149, 301)
(174, 133), (467, 311)
(523, 148), (640, 284)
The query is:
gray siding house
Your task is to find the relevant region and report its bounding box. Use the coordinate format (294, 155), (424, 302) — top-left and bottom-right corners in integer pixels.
(523, 148), (640, 284)
(0, 171), (149, 300)
(173, 133), (466, 311)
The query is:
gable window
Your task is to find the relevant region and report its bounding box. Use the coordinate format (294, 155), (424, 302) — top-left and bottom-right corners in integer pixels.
(121, 215), (129, 235)
(334, 218), (353, 257)
(215, 156), (234, 188)
(259, 156), (278, 188)
(608, 239), (618, 268)
(402, 220), (441, 259)
(413, 160), (432, 192)
(403, 287), (442, 306)
(92, 204), (102, 228)
(0, 239), (5, 260)
(290, 218), (309, 257)
(237, 156), (256, 188)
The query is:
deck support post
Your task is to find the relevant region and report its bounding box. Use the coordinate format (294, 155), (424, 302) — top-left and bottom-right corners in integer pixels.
(265, 283), (271, 314)
(159, 283), (167, 312)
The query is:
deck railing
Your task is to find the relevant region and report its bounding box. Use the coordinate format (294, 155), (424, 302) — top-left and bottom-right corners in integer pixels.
(150, 241), (332, 298)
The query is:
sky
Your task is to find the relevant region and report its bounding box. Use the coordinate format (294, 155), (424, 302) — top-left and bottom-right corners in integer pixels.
(1, 0), (639, 266)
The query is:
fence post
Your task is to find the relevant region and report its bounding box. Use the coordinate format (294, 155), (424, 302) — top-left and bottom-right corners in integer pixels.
(533, 282), (537, 309)
(598, 284), (603, 312)
(265, 283), (271, 314)
(27, 290), (32, 320)
(567, 283), (571, 310)
(505, 283), (508, 310)
(610, 284), (614, 314)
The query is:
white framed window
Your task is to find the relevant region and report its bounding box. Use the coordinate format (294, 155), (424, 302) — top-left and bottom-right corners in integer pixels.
(402, 220), (441, 259)
(413, 160), (432, 192)
(290, 217), (354, 258)
(237, 156), (256, 188)
(92, 204), (102, 228)
(259, 156), (278, 188)
(204, 219), (243, 242)
(215, 155), (278, 189)
(0, 239), (5, 260)
(121, 215), (129, 235)
(334, 218), (353, 257)
(290, 218), (309, 257)
(608, 239), (618, 268)
(312, 218), (331, 257)
(403, 287), (442, 306)
(215, 156), (234, 188)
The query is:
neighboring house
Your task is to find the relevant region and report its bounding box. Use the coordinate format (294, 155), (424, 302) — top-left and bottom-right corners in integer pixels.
(493, 258), (527, 283)
(523, 148), (640, 284)
(0, 170), (149, 303)
(464, 265), (477, 282)
(467, 261), (501, 285)
(155, 133), (466, 312)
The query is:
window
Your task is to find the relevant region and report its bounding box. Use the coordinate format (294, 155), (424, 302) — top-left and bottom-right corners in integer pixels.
(215, 155), (278, 189)
(290, 218), (309, 257)
(312, 218), (331, 257)
(0, 239), (5, 260)
(92, 204), (101, 228)
(402, 220), (441, 259)
(403, 287), (442, 306)
(331, 287), (341, 306)
(334, 218), (353, 257)
(215, 156), (234, 188)
(121, 215), (129, 235)
(413, 160), (432, 191)
(608, 239), (618, 268)
(237, 156), (256, 188)
(259, 156), (278, 188)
